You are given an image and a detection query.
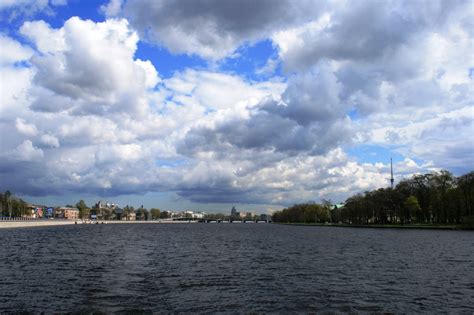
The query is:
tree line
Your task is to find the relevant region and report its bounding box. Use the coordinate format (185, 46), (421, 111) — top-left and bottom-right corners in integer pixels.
(76, 200), (170, 220)
(273, 170), (474, 226)
(0, 191), (28, 217)
(0, 193), (226, 221)
(272, 202), (331, 224)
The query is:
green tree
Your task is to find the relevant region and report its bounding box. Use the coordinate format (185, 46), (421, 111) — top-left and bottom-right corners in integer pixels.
(4, 190), (12, 217)
(404, 195), (421, 222)
(136, 208), (146, 220)
(76, 200), (90, 219)
(150, 208), (161, 219)
(160, 211), (170, 219)
(457, 171), (474, 221)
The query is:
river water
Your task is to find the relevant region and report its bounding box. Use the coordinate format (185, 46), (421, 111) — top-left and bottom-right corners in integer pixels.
(0, 224), (472, 313)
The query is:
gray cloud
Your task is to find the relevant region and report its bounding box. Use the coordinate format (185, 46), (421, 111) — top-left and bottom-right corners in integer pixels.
(21, 17), (159, 117)
(0, 0), (67, 22)
(1, 1), (472, 208)
(179, 64), (352, 158)
(277, 0), (467, 70)
(118, 0), (322, 59)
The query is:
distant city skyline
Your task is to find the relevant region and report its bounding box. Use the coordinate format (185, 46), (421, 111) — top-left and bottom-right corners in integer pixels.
(22, 192), (278, 214)
(0, 0), (472, 212)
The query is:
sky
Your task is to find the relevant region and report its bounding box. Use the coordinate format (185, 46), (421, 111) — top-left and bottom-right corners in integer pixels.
(0, 0), (473, 213)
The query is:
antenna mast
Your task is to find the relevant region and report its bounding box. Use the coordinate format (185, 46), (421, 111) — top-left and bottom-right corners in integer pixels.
(390, 158), (394, 189)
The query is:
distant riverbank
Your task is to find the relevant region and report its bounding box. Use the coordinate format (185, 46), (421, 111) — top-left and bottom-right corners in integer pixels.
(3, 220), (471, 230)
(0, 219), (197, 229)
(278, 222), (473, 230)
(0, 220), (77, 229)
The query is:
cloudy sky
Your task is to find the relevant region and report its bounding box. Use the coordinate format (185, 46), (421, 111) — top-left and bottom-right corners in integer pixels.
(0, 0), (472, 212)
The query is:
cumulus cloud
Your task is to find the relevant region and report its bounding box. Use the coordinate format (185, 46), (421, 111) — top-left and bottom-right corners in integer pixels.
(101, 0), (122, 17)
(20, 20), (66, 53)
(15, 118), (38, 136)
(171, 149), (433, 205)
(0, 33), (33, 66)
(0, 0), (67, 21)
(12, 140), (44, 161)
(0, 35), (34, 115)
(112, 0), (322, 59)
(273, 0), (466, 70)
(40, 134), (60, 148)
(0, 1), (472, 208)
(179, 63), (352, 159)
(20, 17), (160, 117)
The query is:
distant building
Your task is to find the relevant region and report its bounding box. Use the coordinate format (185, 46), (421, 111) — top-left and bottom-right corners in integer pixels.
(183, 210), (205, 219)
(114, 207), (136, 221)
(94, 200), (118, 220)
(28, 205), (51, 218)
(231, 206), (258, 221)
(26, 204), (47, 218)
(55, 207), (79, 219)
(127, 211), (136, 221)
(95, 200), (118, 209)
(115, 208), (124, 220)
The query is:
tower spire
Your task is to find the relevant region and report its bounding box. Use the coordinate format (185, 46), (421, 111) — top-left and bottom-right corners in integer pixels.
(390, 158), (394, 189)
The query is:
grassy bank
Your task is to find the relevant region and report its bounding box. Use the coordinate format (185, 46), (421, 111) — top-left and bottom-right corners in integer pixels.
(276, 222), (473, 230)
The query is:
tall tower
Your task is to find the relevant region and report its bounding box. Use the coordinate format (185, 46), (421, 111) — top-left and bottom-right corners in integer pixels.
(390, 158), (394, 189)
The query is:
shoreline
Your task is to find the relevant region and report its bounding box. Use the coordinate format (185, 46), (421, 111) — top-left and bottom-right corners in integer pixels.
(2, 220), (472, 230)
(0, 219), (198, 229)
(278, 222), (472, 230)
(0, 220), (77, 229)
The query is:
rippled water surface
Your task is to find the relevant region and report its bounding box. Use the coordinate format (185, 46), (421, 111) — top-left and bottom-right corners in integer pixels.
(0, 224), (473, 313)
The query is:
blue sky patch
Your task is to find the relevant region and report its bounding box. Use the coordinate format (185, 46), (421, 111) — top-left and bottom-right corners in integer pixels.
(135, 42), (208, 79)
(346, 144), (404, 164)
(218, 39), (280, 81)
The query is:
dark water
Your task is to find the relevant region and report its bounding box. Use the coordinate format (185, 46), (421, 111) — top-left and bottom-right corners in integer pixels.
(0, 224), (473, 313)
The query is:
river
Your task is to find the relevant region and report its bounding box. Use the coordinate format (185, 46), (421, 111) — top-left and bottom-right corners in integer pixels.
(0, 224), (472, 312)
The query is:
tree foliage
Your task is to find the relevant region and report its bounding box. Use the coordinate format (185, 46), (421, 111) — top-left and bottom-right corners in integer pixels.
(1, 191), (28, 217)
(272, 202), (330, 223)
(76, 200), (89, 219)
(150, 208), (161, 219)
(273, 170), (474, 225)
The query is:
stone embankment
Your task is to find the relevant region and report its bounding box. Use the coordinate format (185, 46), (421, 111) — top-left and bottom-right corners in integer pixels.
(0, 219), (77, 229)
(0, 219), (197, 229)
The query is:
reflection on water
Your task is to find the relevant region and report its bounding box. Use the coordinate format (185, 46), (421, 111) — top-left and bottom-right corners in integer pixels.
(0, 224), (473, 312)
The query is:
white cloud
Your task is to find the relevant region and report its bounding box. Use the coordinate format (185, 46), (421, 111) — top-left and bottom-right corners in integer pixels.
(116, 0), (322, 60)
(0, 0), (48, 10)
(13, 140), (44, 161)
(0, 0), (66, 21)
(0, 1), (472, 208)
(15, 118), (38, 136)
(21, 17), (159, 117)
(162, 69), (285, 112)
(135, 59), (160, 88)
(100, 0), (122, 17)
(40, 134), (60, 148)
(0, 35), (34, 116)
(20, 20), (66, 53)
(0, 34), (33, 66)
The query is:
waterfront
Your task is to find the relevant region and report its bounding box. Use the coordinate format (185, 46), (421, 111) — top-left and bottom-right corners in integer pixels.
(0, 224), (473, 313)
(0, 219), (197, 229)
